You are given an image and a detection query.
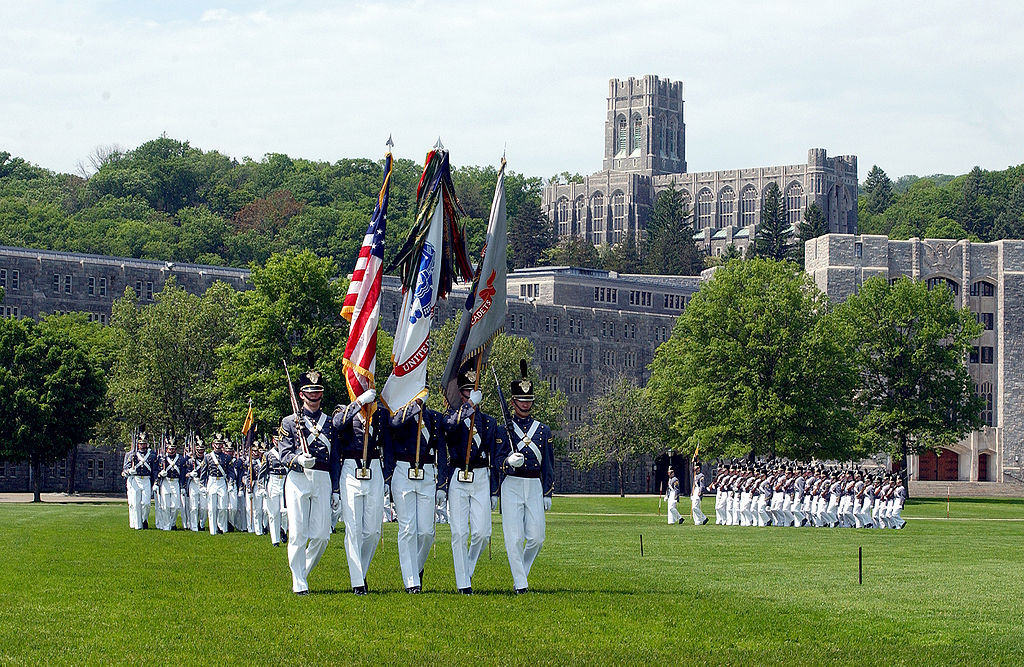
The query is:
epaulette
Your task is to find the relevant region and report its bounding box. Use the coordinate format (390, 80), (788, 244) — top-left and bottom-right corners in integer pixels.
(333, 405), (344, 416)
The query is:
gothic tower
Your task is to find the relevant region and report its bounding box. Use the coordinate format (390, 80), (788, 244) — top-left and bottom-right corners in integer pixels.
(602, 75), (686, 176)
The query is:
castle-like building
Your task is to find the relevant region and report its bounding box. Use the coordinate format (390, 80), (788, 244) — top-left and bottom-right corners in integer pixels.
(542, 75), (860, 256)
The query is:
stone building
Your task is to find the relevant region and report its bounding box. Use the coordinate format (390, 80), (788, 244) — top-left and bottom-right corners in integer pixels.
(806, 233), (1024, 486)
(542, 75), (859, 256)
(1, 246), (698, 495)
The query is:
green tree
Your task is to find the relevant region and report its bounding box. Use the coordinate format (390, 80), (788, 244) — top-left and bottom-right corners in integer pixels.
(644, 185), (702, 275)
(570, 377), (670, 497)
(959, 166), (993, 241)
(602, 231), (642, 274)
(540, 235), (601, 268)
(216, 250), (348, 435)
(796, 202), (828, 268)
(863, 165), (894, 215)
(647, 258), (857, 461)
(508, 199), (554, 269)
(0, 317), (105, 501)
(753, 183), (793, 261)
(838, 276), (983, 489)
(994, 181), (1024, 239)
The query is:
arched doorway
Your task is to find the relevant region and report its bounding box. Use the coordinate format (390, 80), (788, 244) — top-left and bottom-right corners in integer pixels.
(978, 453), (990, 481)
(918, 448), (960, 481)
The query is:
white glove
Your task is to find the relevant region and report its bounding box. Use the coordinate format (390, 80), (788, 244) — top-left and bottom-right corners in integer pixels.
(122, 471), (128, 479)
(436, 489), (447, 506)
(356, 389), (377, 406)
(543, 496), (552, 512)
(490, 495), (498, 511)
(159, 470), (168, 478)
(152, 484), (159, 493)
(296, 453), (315, 469)
(507, 452), (526, 469)
(469, 389), (483, 406)
(331, 492), (341, 513)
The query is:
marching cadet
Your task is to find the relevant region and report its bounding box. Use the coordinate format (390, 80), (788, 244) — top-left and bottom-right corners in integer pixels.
(122, 432), (158, 529)
(248, 443), (267, 536)
(690, 463), (708, 525)
(891, 474), (907, 529)
(226, 444), (247, 532)
(496, 362), (554, 593)
(262, 434), (290, 546)
(334, 388), (385, 595)
(156, 439), (185, 530)
(203, 434), (235, 535)
(756, 469), (772, 527)
(384, 396), (447, 593)
(442, 367), (500, 595)
(279, 369), (345, 595)
(712, 467), (728, 525)
(665, 467), (682, 524)
(185, 440), (207, 532)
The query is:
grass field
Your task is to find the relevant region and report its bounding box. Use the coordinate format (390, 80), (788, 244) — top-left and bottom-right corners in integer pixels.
(1, 496), (1022, 665)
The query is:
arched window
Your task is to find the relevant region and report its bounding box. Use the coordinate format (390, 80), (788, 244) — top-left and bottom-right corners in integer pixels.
(679, 190), (692, 224)
(785, 182), (804, 225)
(696, 189), (713, 230)
(612, 192), (626, 240)
(970, 280), (995, 297)
(632, 115), (643, 154)
(573, 196), (586, 236)
(740, 185), (758, 227)
(660, 122), (667, 155)
(617, 117), (627, 154)
(555, 197), (570, 237)
(591, 192), (605, 241)
(977, 381), (994, 426)
(668, 122), (677, 156)
(716, 186), (735, 228)
(926, 276), (960, 296)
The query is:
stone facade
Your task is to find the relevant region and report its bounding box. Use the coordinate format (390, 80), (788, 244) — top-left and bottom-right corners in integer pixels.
(2, 246), (699, 495)
(542, 75), (859, 254)
(806, 234), (1024, 485)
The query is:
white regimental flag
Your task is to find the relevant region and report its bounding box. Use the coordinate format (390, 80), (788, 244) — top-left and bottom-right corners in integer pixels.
(381, 194), (445, 412)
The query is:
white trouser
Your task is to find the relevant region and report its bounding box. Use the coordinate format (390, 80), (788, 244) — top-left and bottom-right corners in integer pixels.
(251, 491), (267, 534)
(501, 475), (545, 590)
(341, 459), (384, 588)
(739, 492), (753, 526)
(770, 494), (785, 526)
(285, 468), (333, 593)
(756, 495), (770, 527)
(207, 477), (230, 534)
(791, 494), (804, 526)
(856, 498), (873, 528)
(393, 462), (437, 589)
(266, 474), (287, 542)
(715, 491), (726, 524)
(839, 496), (854, 527)
(157, 480), (183, 530)
(667, 494), (681, 524)
(892, 500), (905, 527)
(448, 467), (491, 590)
(126, 476), (152, 529)
(691, 494), (707, 524)
(186, 480), (205, 531)
(726, 492), (738, 525)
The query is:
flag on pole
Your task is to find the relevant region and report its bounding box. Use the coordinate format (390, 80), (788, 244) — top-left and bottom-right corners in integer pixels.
(341, 151), (392, 401)
(241, 400), (256, 450)
(441, 157), (509, 409)
(381, 145), (473, 413)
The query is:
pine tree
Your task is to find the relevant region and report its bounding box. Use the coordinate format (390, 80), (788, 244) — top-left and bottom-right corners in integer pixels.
(754, 182), (793, 261)
(863, 165), (894, 215)
(796, 202), (829, 267)
(644, 185), (703, 275)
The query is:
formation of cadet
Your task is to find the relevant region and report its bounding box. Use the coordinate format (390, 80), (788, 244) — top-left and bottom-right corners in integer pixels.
(121, 360), (555, 596)
(707, 464), (908, 529)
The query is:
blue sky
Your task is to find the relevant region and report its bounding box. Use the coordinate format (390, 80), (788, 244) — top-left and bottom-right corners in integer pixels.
(2, 1), (1023, 181)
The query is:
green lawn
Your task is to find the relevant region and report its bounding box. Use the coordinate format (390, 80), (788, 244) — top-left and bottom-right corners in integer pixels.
(0, 496), (1022, 665)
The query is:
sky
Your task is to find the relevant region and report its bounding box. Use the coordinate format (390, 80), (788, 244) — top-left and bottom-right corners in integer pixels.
(2, 0), (1024, 182)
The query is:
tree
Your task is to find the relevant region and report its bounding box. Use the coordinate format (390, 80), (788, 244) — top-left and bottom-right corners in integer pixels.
(216, 250), (348, 435)
(796, 202), (828, 268)
(994, 181), (1024, 239)
(570, 378), (669, 497)
(838, 276), (983, 490)
(863, 165), (894, 215)
(959, 166), (993, 241)
(644, 185), (702, 275)
(540, 235), (601, 268)
(108, 278), (237, 441)
(647, 258), (858, 461)
(753, 183), (793, 261)
(602, 232), (642, 274)
(0, 317), (105, 501)
(508, 199), (554, 269)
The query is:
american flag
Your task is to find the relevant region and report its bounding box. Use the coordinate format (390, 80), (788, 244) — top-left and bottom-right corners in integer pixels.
(341, 152), (391, 401)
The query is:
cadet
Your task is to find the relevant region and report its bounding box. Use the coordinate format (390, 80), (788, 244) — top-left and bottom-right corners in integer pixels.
(185, 440), (207, 532)
(262, 435), (290, 546)
(384, 396), (447, 593)
(496, 362), (554, 593)
(248, 443), (267, 536)
(122, 432), (158, 529)
(334, 387), (385, 594)
(690, 463), (708, 525)
(156, 439), (185, 530)
(665, 467), (682, 524)
(202, 435), (235, 535)
(442, 368), (499, 594)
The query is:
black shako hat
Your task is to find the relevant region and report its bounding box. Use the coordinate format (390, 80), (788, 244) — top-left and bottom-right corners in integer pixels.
(510, 359), (534, 401)
(297, 369), (325, 393)
(458, 361), (478, 391)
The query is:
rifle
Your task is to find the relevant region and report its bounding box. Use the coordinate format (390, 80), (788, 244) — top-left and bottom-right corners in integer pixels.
(490, 366), (514, 435)
(282, 360), (310, 455)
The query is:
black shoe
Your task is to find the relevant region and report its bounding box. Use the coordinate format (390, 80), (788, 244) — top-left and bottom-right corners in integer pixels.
(458, 586), (473, 595)
(353, 586), (368, 595)
(143, 520), (149, 529)
(701, 518), (709, 525)
(677, 518), (684, 524)
(514, 587), (529, 595)
(419, 569), (424, 587)
(294, 590), (309, 596)
(272, 542), (280, 547)
(405, 586), (421, 593)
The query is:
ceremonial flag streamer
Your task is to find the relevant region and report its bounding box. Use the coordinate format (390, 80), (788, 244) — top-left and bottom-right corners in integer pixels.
(342, 151), (392, 401)
(241, 400), (256, 450)
(441, 157), (509, 409)
(382, 146), (473, 412)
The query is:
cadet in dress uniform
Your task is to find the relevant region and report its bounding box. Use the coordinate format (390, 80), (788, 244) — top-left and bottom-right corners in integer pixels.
(278, 370), (346, 595)
(665, 467), (682, 525)
(202, 434), (235, 535)
(712, 468), (728, 525)
(442, 368), (500, 594)
(248, 443), (267, 536)
(333, 388), (385, 594)
(384, 396), (448, 593)
(263, 433), (289, 546)
(690, 463), (708, 525)
(185, 441), (207, 532)
(225, 444), (247, 532)
(122, 432), (158, 529)
(496, 363), (554, 593)
(156, 440), (185, 530)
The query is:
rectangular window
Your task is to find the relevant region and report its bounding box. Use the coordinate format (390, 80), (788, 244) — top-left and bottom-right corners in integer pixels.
(65, 275), (72, 294)
(54, 274), (61, 292)
(88, 276), (96, 296)
(99, 277), (108, 297)
(87, 459), (94, 479)
(10, 270), (18, 290)
(855, 242), (863, 258)
(545, 346), (558, 362)
(970, 347), (980, 364)
(981, 346), (994, 364)
(146, 282), (154, 300)
(97, 459), (104, 479)
(552, 317), (558, 334)
(0, 268), (6, 286)
(545, 317), (551, 332)
(981, 312), (994, 330)
(545, 375), (558, 392)
(135, 280), (143, 297)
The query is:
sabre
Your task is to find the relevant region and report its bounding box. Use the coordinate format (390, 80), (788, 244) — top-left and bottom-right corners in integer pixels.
(282, 360), (310, 455)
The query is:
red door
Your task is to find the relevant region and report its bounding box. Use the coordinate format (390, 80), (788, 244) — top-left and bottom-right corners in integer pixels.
(938, 449), (959, 481)
(918, 451), (938, 481)
(978, 453), (989, 481)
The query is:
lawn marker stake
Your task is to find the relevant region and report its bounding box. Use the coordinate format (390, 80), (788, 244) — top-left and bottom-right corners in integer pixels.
(946, 486), (950, 519)
(640, 534), (644, 557)
(859, 546), (862, 585)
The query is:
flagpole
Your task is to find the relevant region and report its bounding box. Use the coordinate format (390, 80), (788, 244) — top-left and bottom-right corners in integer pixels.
(464, 352), (486, 477)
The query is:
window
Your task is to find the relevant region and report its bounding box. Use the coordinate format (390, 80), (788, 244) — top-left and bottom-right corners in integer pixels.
(981, 346), (994, 364)
(555, 198), (570, 237)
(88, 276), (96, 296)
(520, 283), (539, 299)
(926, 277), (960, 296)
(629, 290), (652, 307)
(568, 377), (584, 393)
(594, 287), (617, 304)
(624, 351), (637, 368)
(716, 187), (734, 228)
(545, 375), (558, 392)
(97, 459), (104, 479)
(87, 459), (95, 479)
(10, 270), (18, 290)
(65, 275), (72, 294)
(978, 312), (994, 330)
(617, 117), (627, 153)
(632, 116), (642, 153)
(970, 347), (980, 364)
(545, 346), (558, 362)
(603, 349), (616, 366)
(54, 274), (61, 292)
(99, 277), (108, 297)
(146, 281), (154, 300)
(135, 280), (143, 297)
(1, 306), (19, 318)
(696, 190), (713, 230)
(785, 182), (804, 225)
(567, 318), (581, 335)
(391, 302), (398, 320)
(977, 382), (994, 427)
(58, 460), (67, 477)
(611, 193), (626, 234)
(740, 186), (758, 227)
(971, 281), (995, 297)
(855, 243), (863, 258)
(552, 317), (558, 334)
(664, 294), (685, 310)
(569, 348), (584, 364)
(0, 268), (6, 286)
(591, 193), (605, 235)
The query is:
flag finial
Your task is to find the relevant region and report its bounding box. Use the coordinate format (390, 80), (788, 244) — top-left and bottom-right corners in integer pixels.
(386, 134), (394, 150)
(434, 137), (444, 150)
